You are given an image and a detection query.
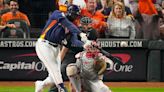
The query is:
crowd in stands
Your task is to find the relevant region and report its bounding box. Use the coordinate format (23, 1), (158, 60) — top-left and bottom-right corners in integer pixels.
(0, 0), (30, 38)
(0, 0), (164, 40)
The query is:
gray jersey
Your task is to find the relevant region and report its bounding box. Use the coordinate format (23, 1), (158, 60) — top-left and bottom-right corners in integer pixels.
(76, 51), (99, 80)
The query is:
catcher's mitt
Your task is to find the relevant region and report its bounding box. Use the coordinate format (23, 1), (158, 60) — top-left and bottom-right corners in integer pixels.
(94, 57), (107, 75)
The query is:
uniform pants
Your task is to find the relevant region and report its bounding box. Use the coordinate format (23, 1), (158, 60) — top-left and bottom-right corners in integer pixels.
(35, 39), (63, 87)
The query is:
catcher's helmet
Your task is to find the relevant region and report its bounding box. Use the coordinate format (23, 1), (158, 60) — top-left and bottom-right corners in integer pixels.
(66, 5), (80, 21)
(80, 16), (92, 25)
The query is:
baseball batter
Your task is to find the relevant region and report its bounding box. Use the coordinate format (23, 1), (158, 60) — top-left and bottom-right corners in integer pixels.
(48, 16), (99, 92)
(66, 41), (113, 92)
(35, 3), (88, 92)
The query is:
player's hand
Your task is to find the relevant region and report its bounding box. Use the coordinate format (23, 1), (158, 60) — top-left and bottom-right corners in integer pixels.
(91, 41), (100, 49)
(80, 32), (88, 43)
(83, 40), (92, 49)
(6, 24), (16, 28)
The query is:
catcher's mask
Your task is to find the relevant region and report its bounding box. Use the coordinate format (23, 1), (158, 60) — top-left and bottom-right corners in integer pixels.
(66, 4), (80, 21)
(80, 16), (92, 25)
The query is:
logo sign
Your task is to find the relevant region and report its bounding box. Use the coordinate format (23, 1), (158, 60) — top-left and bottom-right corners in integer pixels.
(103, 49), (147, 81)
(0, 39), (36, 47)
(0, 48), (47, 81)
(0, 53), (47, 72)
(110, 53), (133, 73)
(0, 61), (46, 72)
(97, 39), (147, 48)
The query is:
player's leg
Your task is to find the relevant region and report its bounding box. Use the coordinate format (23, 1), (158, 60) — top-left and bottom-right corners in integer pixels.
(47, 49), (78, 92)
(35, 41), (66, 92)
(48, 50), (77, 92)
(81, 79), (92, 92)
(66, 64), (82, 92)
(35, 75), (54, 92)
(88, 80), (112, 92)
(48, 61), (71, 92)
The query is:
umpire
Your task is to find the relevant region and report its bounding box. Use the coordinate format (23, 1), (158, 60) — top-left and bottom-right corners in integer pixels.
(49, 17), (98, 92)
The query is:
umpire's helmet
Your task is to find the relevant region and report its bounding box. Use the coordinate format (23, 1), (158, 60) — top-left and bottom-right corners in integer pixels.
(66, 5), (80, 21)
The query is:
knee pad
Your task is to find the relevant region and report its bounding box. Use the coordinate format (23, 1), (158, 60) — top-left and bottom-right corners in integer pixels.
(66, 64), (78, 77)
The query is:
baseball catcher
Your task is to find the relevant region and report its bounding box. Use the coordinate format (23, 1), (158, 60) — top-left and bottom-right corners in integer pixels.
(66, 41), (113, 92)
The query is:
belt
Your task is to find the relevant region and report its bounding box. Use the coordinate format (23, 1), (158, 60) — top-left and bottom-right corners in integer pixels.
(38, 38), (58, 47)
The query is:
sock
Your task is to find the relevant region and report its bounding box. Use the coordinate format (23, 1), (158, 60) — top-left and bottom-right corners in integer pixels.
(58, 83), (64, 89)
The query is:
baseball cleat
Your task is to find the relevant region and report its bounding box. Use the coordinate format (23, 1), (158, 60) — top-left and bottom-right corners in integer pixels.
(35, 81), (44, 92)
(58, 87), (68, 92)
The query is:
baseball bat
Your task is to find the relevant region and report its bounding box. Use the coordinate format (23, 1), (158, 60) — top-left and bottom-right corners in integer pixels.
(98, 48), (122, 63)
(88, 40), (122, 63)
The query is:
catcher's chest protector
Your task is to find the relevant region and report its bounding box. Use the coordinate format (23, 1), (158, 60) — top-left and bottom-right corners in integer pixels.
(78, 51), (99, 80)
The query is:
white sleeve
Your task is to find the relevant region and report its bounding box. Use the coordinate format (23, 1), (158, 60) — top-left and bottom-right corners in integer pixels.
(105, 58), (114, 70)
(99, 54), (114, 70)
(75, 52), (82, 59)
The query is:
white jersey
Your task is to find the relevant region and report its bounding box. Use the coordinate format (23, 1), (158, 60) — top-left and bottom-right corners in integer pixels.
(68, 50), (113, 92)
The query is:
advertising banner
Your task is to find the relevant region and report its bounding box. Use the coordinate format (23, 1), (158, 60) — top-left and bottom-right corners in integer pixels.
(0, 48), (47, 81)
(97, 39), (148, 81)
(0, 39), (47, 81)
(0, 39), (148, 81)
(162, 51), (164, 82)
(103, 48), (147, 81)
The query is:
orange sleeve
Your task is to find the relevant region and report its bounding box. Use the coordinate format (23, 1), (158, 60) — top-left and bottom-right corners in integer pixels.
(91, 12), (106, 32)
(139, 0), (158, 15)
(1, 14), (7, 25)
(21, 13), (31, 26)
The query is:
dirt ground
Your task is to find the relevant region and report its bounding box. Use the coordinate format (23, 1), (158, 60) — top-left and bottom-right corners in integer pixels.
(0, 81), (164, 88)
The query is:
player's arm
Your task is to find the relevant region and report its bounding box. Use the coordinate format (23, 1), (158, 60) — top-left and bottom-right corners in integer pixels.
(60, 14), (81, 34)
(60, 14), (88, 43)
(60, 46), (69, 62)
(60, 35), (74, 62)
(104, 56), (114, 71)
(99, 54), (114, 71)
(50, 10), (81, 34)
(75, 52), (83, 67)
(61, 18), (87, 46)
(94, 53), (114, 75)
(0, 24), (16, 30)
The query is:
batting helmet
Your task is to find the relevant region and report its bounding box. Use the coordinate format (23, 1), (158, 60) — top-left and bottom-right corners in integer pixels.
(66, 4), (80, 21)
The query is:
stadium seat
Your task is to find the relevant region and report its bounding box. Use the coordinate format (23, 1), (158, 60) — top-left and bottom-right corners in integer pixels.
(1, 28), (25, 38)
(5, 19), (31, 38)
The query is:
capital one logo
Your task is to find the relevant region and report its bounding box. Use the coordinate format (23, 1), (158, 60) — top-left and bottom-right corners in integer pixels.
(111, 53), (133, 73)
(11, 53), (46, 73)
(13, 53), (134, 73)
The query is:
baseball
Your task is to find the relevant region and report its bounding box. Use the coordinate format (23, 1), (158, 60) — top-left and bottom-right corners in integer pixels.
(120, 41), (128, 47)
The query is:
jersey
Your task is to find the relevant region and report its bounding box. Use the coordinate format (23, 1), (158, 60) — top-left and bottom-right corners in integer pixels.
(75, 51), (101, 80)
(40, 10), (83, 46)
(80, 9), (106, 32)
(1, 11), (30, 26)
